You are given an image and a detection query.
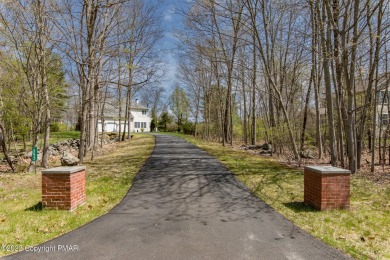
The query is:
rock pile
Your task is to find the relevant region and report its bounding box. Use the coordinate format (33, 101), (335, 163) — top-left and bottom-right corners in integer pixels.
(60, 151), (80, 166)
(5, 136), (120, 165)
(258, 143), (272, 155)
(98, 134), (118, 145)
(245, 143), (273, 155)
(48, 139), (80, 156)
(1, 155), (19, 163)
(300, 150), (315, 159)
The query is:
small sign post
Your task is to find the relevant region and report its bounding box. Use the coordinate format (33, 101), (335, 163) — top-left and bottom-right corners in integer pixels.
(32, 147), (38, 174)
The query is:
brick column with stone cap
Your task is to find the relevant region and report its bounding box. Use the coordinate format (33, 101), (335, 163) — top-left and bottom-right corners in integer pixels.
(304, 166), (350, 211)
(42, 166), (86, 211)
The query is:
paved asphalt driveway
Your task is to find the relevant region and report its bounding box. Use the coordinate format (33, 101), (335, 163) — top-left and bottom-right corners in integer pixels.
(6, 134), (350, 260)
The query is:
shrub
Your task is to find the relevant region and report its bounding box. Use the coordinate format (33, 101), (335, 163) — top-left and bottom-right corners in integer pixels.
(150, 119), (156, 132)
(166, 123), (178, 132)
(182, 122), (195, 135)
(50, 123), (60, 132)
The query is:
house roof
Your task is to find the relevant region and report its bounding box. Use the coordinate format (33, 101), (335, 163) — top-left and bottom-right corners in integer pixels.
(131, 103), (148, 110)
(355, 73), (390, 93)
(102, 99), (148, 119)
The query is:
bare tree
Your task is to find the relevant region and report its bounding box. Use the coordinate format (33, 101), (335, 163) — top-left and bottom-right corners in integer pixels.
(0, 0), (55, 169)
(117, 0), (163, 140)
(53, 0), (122, 162)
(0, 121), (15, 172)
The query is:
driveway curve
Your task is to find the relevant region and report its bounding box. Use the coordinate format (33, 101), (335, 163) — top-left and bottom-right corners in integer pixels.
(6, 134), (350, 260)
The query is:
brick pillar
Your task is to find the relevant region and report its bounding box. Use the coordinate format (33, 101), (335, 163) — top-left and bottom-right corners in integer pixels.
(42, 166), (86, 211)
(304, 166), (350, 211)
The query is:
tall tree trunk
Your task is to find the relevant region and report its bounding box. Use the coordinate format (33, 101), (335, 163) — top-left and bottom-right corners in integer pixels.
(318, 1), (337, 165)
(78, 78), (89, 163)
(117, 71), (122, 140)
(357, 3), (375, 168)
(344, 0), (361, 173)
(370, 0), (384, 172)
(327, 0), (345, 167)
(122, 88), (130, 141)
(41, 59), (50, 168)
(100, 88), (107, 147)
(300, 72), (313, 153)
(251, 32), (257, 145)
(241, 53), (248, 145)
(310, 1), (323, 159)
(0, 123), (15, 172)
(37, 0), (50, 168)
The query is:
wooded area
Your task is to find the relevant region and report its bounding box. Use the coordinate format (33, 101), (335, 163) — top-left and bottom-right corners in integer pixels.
(176, 0), (390, 174)
(0, 0), (164, 170)
(0, 0), (389, 174)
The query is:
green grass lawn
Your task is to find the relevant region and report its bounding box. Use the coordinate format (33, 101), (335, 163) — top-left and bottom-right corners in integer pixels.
(0, 134), (154, 256)
(2, 132), (388, 258)
(49, 131), (80, 144)
(173, 133), (390, 260)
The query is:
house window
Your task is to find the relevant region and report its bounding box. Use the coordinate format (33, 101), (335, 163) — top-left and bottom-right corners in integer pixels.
(380, 114), (389, 126)
(134, 122), (140, 129)
(141, 122), (147, 129)
(142, 110), (147, 115)
(377, 91), (389, 104)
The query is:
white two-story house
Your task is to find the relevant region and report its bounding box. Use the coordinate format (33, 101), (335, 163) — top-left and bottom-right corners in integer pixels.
(97, 99), (151, 133)
(319, 75), (390, 130)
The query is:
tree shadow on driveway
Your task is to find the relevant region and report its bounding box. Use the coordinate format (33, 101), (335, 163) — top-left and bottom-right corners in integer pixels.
(109, 135), (278, 227)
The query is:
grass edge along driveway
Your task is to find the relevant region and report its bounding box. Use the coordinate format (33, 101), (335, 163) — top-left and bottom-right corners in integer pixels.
(0, 134), (154, 257)
(174, 133), (390, 260)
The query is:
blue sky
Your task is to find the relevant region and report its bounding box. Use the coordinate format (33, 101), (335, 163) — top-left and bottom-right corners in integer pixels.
(152, 0), (188, 91)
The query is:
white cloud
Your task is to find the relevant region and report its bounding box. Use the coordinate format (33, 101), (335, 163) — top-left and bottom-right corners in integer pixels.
(164, 13), (173, 21)
(163, 4), (175, 21)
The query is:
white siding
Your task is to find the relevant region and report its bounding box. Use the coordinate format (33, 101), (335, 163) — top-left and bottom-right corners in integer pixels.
(131, 109), (151, 132)
(97, 108), (151, 133)
(97, 121), (127, 133)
